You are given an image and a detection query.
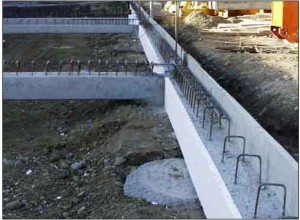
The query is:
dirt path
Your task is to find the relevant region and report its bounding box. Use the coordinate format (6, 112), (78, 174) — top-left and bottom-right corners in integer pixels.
(3, 100), (205, 219)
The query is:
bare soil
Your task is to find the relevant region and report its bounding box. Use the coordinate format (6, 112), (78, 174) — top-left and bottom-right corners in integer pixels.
(3, 100), (205, 219)
(3, 33), (146, 63)
(3, 33), (205, 218)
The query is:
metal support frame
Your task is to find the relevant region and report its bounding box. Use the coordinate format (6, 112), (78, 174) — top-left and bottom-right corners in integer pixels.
(222, 135), (246, 162)
(234, 154), (262, 184)
(254, 183), (287, 218)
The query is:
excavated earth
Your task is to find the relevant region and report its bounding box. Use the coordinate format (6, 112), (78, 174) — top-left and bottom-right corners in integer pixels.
(3, 100), (205, 219)
(3, 33), (205, 218)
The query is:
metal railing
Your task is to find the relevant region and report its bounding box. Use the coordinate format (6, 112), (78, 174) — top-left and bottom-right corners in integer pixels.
(3, 17), (139, 26)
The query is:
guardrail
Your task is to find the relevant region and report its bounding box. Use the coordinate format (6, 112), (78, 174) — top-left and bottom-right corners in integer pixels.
(3, 17), (139, 25)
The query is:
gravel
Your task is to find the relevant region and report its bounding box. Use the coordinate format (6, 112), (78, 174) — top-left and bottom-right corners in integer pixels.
(124, 158), (200, 207)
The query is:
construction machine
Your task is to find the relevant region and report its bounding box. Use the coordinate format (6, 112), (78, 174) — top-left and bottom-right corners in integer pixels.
(271, 1), (298, 43)
(163, 1), (214, 17)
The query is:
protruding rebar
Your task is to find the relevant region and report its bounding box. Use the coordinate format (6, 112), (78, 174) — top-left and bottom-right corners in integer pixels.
(31, 60), (35, 75)
(44, 60), (51, 75)
(88, 60), (92, 75)
(98, 60), (102, 76)
(135, 60), (138, 75)
(15, 60), (20, 76)
(254, 183), (286, 218)
(58, 60), (64, 75)
(234, 154), (262, 184)
(3, 60), (7, 72)
(105, 60), (109, 75)
(124, 59), (128, 75)
(116, 60), (119, 76)
(222, 135), (246, 163)
(77, 60), (81, 75)
(69, 59), (74, 75)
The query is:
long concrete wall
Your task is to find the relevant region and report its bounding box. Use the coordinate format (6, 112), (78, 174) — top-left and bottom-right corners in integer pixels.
(3, 73), (164, 106)
(3, 17), (138, 34)
(136, 5), (241, 217)
(165, 78), (242, 218)
(186, 55), (298, 216)
(137, 4), (298, 217)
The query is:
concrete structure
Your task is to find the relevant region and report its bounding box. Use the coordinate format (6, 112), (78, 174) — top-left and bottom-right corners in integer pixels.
(4, 4), (298, 218)
(164, 78), (242, 218)
(3, 72), (164, 106)
(3, 18), (138, 34)
(135, 4), (298, 218)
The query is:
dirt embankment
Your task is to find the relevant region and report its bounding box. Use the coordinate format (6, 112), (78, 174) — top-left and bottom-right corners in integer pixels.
(3, 100), (205, 219)
(148, 6), (298, 160)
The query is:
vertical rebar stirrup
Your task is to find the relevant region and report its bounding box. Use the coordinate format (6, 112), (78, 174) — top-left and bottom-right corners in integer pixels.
(15, 60), (20, 76)
(234, 154), (262, 184)
(222, 136), (246, 162)
(254, 183), (287, 218)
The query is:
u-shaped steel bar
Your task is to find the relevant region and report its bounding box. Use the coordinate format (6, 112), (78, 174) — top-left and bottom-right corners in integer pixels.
(234, 154), (262, 184)
(222, 135), (246, 162)
(254, 183), (287, 218)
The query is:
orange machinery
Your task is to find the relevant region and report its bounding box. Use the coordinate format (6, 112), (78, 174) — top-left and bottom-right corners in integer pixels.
(271, 1), (299, 43)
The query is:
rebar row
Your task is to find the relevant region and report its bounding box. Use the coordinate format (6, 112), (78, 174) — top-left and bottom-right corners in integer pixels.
(173, 66), (231, 140)
(172, 63), (288, 219)
(3, 18), (139, 26)
(221, 134), (288, 218)
(132, 3), (291, 218)
(3, 59), (153, 76)
(131, 2), (178, 64)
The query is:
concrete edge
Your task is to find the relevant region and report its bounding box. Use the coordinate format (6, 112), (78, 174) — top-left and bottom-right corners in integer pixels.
(164, 77), (242, 219)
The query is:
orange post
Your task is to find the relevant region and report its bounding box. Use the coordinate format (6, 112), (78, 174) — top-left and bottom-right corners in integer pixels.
(271, 1), (298, 43)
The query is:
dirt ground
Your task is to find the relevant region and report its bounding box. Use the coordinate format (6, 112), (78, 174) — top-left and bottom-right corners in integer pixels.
(3, 33), (146, 63)
(143, 3), (299, 160)
(3, 100), (205, 219)
(3, 33), (205, 218)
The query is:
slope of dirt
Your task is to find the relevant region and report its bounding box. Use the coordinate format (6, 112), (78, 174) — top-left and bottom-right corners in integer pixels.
(3, 100), (205, 219)
(177, 28), (298, 161)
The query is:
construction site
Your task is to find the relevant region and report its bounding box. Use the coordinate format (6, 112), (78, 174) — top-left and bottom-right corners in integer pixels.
(2, 1), (299, 219)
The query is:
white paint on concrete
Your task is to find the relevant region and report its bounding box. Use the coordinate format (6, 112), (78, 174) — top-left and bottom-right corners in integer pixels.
(164, 77), (242, 219)
(3, 72), (164, 106)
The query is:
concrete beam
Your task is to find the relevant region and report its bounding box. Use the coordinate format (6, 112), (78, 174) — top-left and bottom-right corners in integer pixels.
(186, 54), (298, 216)
(164, 78), (242, 218)
(3, 72), (164, 106)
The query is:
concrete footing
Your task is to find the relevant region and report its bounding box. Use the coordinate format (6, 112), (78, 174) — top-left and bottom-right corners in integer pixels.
(3, 72), (164, 106)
